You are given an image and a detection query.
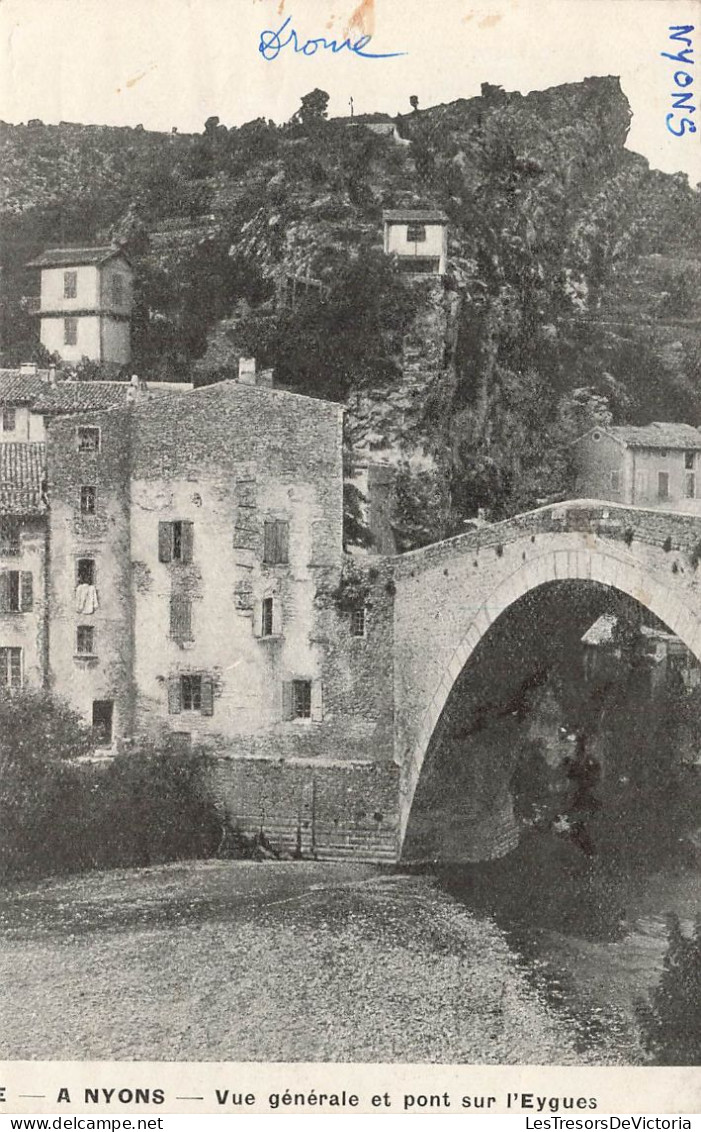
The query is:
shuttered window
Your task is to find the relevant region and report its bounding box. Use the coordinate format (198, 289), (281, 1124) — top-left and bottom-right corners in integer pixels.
(0, 570), (32, 612)
(0, 519), (20, 556)
(64, 317), (78, 346)
(263, 520), (289, 564)
(282, 679), (316, 720)
(168, 673), (214, 715)
(64, 271), (77, 299)
(350, 608), (366, 637)
(170, 595), (193, 641)
(158, 520), (194, 564)
(0, 647), (22, 687)
(2, 407), (16, 432)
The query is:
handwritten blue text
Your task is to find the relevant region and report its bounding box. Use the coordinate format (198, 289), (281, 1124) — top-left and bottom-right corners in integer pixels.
(259, 16), (407, 62)
(662, 25), (696, 136)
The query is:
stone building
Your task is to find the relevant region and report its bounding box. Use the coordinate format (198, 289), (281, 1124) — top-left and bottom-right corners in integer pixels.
(382, 208), (449, 275)
(572, 422), (701, 512)
(43, 374), (398, 858)
(26, 246), (134, 367)
(0, 443), (47, 691)
(0, 366), (191, 444)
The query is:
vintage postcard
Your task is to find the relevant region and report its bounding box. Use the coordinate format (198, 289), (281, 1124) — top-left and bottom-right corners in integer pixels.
(0, 0), (699, 1116)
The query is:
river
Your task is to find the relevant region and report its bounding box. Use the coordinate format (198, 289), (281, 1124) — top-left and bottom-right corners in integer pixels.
(439, 829), (700, 1062)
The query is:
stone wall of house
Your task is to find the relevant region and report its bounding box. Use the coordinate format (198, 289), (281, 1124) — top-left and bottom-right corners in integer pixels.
(0, 515), (47, 689)
(46, 408), (135, 738)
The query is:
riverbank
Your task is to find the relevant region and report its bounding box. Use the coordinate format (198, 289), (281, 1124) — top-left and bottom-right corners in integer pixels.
(0, 859), (614, 1063)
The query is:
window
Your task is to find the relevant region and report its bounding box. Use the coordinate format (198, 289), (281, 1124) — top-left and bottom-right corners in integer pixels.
(0, 647), (22, 687)
(112, 275), (124, 304)
(686, 451), (696, 470)
(77, 426), (100, 452)
(658, 471), (670, 501)
(0, 519), (20, 556)
(181, 674), (201, 711)
(0, 570), (32, 613)
(168, 673), (214, 715)
(64, 317), (78, 346)
(591, 430), (602, 442)
(350, 607), (367, 637)
(80, 485), (96, 515)
(686, 473), (696, 499)
(63, 271), (77, 299)
(76, 625), (96, 655)
(263, 519), (289, 565)
(609, 471), (621, 494)
(406, 223), (426, 242)
(170, 594), (193, 642)
(292, 679), (311, 719)
(158, 520), (194, 564)
(2, 406), (15, 432)
(261, 596), (274, 637)
(76, 558), (95, 586)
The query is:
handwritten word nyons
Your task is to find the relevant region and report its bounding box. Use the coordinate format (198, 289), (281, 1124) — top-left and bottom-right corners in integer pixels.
(258, 16), (407, 62)
(662, 25), (696, 136)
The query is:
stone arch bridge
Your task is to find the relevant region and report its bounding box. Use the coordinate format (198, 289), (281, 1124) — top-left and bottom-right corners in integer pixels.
(391, 498), (701, 862)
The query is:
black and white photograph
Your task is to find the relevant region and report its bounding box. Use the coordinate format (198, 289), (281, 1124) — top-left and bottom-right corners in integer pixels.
(0, 0), (699, 1099)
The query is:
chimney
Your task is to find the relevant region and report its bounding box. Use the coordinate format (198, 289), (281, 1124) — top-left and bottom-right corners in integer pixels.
(48, 364), (57, 386)
(258, 368), (274, 389)
(238, 357), (256, 386)
(19, 362), (38, 376)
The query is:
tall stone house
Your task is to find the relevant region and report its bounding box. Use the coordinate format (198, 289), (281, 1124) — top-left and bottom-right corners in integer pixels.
(1, 367), (398, 859)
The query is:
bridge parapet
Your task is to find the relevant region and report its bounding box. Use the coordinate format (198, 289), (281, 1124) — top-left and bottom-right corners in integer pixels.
(392, 499), (701, 581)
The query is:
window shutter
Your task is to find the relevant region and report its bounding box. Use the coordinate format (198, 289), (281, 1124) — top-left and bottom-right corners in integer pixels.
(311, 680), (323, 722)
(264, 521), (275, 563)
(167, 676), (181, 714)
(200, 677), (214, 716)
(0, 572), (8, 613)
(170, 595), (192, 641)
(282, 681), (294, 721)
(20, 571), (33, 612)
(252, 599), (262, 637)
(181, 521), (194, 565)
(271, 596), (283, 636)
(158, 522), (172, 563)
(277, 520), (289, 564)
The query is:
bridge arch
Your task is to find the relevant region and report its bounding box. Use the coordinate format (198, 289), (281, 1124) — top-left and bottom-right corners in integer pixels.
(395, 530), (701, 856)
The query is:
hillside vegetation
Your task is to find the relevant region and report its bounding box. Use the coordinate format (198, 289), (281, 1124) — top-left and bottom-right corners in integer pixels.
(2, 78), (700, 544)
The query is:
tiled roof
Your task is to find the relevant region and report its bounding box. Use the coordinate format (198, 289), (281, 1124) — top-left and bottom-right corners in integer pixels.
(26, 246), (130, 269)
(0, 370), (51, 403)
(0, 443), (46, 515)
(607, 422), (701, 449)
(581, 613), (617, 646)
(34, 382), (133, 413)
(382, 208), (449, 223)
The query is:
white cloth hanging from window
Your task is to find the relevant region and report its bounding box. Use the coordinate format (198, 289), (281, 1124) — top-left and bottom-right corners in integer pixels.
(75, 584), (99, 614)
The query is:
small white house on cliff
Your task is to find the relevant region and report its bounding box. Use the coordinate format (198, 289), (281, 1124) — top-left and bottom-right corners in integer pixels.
(382, 209), (448, 275)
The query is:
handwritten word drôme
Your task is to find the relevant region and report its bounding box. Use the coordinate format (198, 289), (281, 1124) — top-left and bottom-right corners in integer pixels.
(662, 25), (696, 136)
(259, 16), (407, 62)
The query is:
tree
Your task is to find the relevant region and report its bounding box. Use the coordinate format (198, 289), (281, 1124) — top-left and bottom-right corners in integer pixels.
(294, 88), (330, 129)
(409, 95), (419, 112)
(636, 914), (701, 1064)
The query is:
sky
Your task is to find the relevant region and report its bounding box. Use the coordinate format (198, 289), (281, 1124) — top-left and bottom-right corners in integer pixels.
(0, 0), (699, 179)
